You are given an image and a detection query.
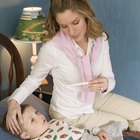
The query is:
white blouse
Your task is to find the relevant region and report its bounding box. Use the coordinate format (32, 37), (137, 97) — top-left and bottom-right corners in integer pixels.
(9, 35), (115, 118)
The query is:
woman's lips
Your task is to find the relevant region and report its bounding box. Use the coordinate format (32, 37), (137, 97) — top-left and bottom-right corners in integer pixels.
(71, 32), (81, 39)
(72, 34), (79, 39)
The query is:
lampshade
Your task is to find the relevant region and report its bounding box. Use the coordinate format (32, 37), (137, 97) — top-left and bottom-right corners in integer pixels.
(14, 7), (48, 42)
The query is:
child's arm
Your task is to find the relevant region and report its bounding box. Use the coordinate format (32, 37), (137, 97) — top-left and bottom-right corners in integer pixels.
(97, 130), (109, 140)
(92, 127), (110, 140)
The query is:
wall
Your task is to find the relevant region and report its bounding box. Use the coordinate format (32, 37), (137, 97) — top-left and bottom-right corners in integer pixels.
(91, 0), (140, 102)
(1, 0), (140, 102)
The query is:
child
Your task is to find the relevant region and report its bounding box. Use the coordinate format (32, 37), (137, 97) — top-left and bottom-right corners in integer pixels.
(3, 104), (123, 140)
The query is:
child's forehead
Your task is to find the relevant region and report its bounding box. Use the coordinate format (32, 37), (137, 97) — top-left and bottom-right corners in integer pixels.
(22, 106), (35, 119)
(20, 107), (33, 127)
(17, 106), (34, 122)
(24, 106), (35, 112)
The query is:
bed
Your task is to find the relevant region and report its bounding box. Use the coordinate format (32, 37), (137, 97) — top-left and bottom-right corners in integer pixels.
(1, 96), (140, 140)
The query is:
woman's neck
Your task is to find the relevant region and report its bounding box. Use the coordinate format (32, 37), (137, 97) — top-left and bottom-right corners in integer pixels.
(76, 37), (88, 54)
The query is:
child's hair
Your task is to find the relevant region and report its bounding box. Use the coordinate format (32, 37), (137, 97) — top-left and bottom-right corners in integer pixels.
(2, 104), (31, 136)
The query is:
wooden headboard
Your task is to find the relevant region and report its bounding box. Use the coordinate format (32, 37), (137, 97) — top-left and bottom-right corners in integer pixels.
(0, 33), (24, 100)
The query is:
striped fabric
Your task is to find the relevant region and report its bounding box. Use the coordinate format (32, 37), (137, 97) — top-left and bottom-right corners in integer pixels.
(123, 131), (140, 139)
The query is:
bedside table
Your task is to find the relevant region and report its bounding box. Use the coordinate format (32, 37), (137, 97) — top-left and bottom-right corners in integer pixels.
(33, 74), (53, 104)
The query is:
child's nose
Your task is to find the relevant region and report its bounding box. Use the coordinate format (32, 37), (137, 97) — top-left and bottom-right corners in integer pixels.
(35, 115), (43, 123)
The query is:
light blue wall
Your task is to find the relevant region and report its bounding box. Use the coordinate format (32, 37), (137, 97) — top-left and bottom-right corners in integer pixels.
(91, 0), (140, 102)
(0, 0), (140, 102)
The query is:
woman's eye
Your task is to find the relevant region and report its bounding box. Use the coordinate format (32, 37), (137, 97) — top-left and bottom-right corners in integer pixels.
(61, 25), (67, 28)
(73, 20), (79, 25)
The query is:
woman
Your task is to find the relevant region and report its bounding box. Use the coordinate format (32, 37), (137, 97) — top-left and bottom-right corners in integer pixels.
(6, 0), (140, 135)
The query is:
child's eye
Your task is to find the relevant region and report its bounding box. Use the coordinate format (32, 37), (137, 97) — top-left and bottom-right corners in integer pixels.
(31, 118), (35, 123)
(35, 110), (39, 114)
(35, 110), (41, 115)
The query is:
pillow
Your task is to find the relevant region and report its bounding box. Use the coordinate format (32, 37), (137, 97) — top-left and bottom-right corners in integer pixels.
(0, 94), (51, 121)
(22, 94), (51, 121)
(82, 121), (123, 140)
(0, 127), (21, 140)
(0, 97), (9, 118)
(100, 121), (123, 140)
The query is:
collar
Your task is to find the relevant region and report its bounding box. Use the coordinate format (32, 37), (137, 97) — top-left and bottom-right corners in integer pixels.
(72, 37), (95, 57)
(31, 128), (49, 140)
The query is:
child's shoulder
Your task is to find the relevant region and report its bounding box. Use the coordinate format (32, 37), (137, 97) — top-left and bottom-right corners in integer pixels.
(49, 119), (67, 126)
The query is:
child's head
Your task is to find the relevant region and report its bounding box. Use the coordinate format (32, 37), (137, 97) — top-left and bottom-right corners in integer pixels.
(4, 104), (50, 139)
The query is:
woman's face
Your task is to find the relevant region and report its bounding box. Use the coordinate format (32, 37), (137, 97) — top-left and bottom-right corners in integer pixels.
(56, 9), (87, 44)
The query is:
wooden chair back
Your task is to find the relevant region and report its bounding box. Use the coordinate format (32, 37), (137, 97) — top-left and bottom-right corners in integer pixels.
(0, 33), (24, 100)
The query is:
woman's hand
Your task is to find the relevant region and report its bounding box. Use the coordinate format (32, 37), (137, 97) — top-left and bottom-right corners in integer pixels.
(88, 76), (108, 93)
(6, 99), (22, 135)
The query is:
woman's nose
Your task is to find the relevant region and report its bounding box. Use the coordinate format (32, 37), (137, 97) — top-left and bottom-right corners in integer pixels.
(68, 26), (76, 36)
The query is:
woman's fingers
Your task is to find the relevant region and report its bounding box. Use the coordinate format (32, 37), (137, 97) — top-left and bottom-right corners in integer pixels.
(6, 100), (22, 134)
(6, 116), (20, 134)
(88, 82), (105, 92)
(17, 110), (23, 124)
(88, 76), (108, 93)
(6, 110), (22, 134)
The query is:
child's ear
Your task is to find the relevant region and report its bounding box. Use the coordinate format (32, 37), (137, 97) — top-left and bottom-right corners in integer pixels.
(20, 132), (30, 139)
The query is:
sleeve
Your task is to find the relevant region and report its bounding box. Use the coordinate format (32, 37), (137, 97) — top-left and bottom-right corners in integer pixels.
(92, 127), (102, 135)
(100, 34), (116, 96)
(8, 43), (55, 104)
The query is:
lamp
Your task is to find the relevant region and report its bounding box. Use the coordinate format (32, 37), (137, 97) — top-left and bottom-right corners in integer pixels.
(14, 7), (48, 68)
(14, 6), (48, 85)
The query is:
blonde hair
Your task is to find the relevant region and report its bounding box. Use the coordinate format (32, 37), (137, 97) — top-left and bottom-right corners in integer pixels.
(46, 0), (107, 39)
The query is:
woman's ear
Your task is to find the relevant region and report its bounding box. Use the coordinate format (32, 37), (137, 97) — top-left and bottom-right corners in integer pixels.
(20, 132), (30, 139)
